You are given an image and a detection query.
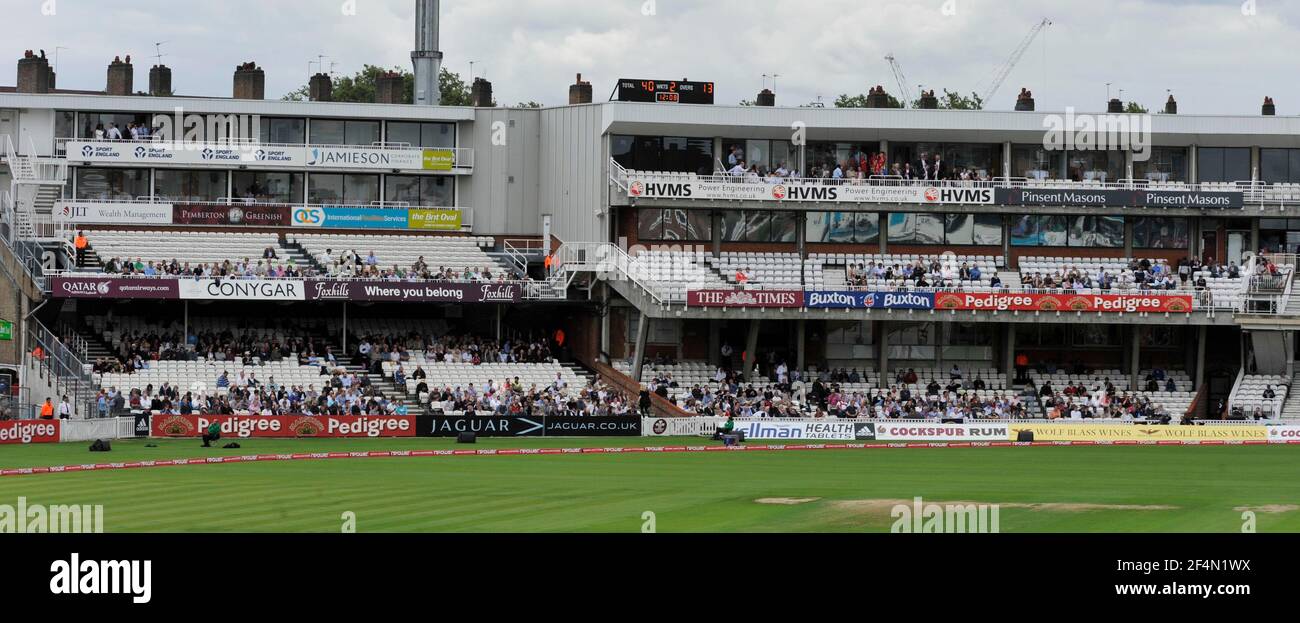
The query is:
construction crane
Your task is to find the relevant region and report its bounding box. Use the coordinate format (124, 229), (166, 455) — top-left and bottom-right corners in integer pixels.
(885, 54), (914, 108)
(979, 18), (1051, 105)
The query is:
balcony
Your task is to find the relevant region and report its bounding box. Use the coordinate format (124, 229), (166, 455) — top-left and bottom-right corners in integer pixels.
(51, 197), (473, 231)
(56, 138), (474, 173)
(611, 159), (1294, 209)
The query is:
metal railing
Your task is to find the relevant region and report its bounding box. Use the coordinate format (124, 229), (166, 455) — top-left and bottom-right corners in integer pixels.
(56, 137), (474, 170)
(612, 159), (1300, 206)
(554, 242), (667, 305)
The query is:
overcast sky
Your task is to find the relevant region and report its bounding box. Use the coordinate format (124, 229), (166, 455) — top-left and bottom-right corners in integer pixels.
(2, 0), (1296, 114)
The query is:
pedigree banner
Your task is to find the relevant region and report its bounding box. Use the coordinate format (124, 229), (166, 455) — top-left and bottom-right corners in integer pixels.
(150, 415), (415, 438)
(1009, 423), (1267, 442)
(934, 292), (1194, 313)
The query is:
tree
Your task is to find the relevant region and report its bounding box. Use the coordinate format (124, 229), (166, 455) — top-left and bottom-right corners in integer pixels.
(937, 90), (984, 110)
(835, 92), (902, 108)
(515, 101), (543, 108)
(738, 99), (756, 106)
(1124, 101), (1149, 114)
(282, 66), (486, 106)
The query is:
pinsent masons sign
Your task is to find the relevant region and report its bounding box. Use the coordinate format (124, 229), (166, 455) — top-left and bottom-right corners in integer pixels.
(177, 279), (305, 301)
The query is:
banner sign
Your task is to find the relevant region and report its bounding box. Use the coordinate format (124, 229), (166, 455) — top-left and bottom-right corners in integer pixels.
(0, 420), (60, 444)
(417, 415), (545, 437)
(628, 179), (995, 205)
(996, 187), (1242, 210)
(307, 281), (521, 303)
(315, 207), (409, 229)
(173, 203), (291, 226)
(687, 290), (804, 308)
(149, 415), (416, 438)
(737, 420), (857, 440)
(1266, 425), (1300, 441)
(1008, 423), (1268, 442)
(859, 422), (1010, 441)
(50, 277), (179, 299)
(178, 279), (306, 301)
(407, 208), (463, 231)
(57, 202), (173, 225)
(543, 416), (641, 437)
(68, 141), (460, 173)
(805, 291), (935, 310)
(934, 292), (1194, 313)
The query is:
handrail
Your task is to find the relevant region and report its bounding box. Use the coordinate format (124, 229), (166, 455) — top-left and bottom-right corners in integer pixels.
(554, 242), (667, 305)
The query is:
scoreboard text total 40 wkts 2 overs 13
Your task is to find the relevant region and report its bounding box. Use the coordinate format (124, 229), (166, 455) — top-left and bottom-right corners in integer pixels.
(616, 79), (715, 104)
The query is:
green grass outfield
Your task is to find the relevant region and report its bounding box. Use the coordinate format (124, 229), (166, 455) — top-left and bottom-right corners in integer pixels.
(1, 437), (1298, 532)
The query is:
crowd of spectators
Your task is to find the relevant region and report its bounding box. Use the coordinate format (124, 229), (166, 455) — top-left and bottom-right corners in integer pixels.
(95, 369), (398, 417)
(847, 258), (986, 288)
(103, 256), (314, 279)
(91, 322), (334, 373)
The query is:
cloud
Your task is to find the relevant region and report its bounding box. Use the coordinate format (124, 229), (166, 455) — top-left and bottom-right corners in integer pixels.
(1, 0), (1295, 114)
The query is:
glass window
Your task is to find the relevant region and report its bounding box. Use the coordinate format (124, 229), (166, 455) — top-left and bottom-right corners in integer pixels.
(387, 122), (454, 148)
(887, 213), (915, 243)
(232, 171), (302, 203)
(973, 214), (1002, 245)
(915, 213), (944, 244)
(945, 214), (974, 245)
(1133, 217), (1189, 249)
(1068, 215), (1124, 247)
(309, 119), (345, 145)
(308, 173), (379, 205)
(1011, 215), (1069, 246)
(78, 113), (153, 140)
(638, 209), (666, 240)
(1066, 150), (1124, 182)
(1012, 144), (1064, 180)
(770, 212), (797, 243)
(74, 167), (149, 200)
(55, 111), (75, 140)
(259, 117), (306, 144)
(1261, 149), (1300, 184)
(807, 212), (855, 243)
(1133, 147), (1188, 182)
(345, 120), (380, 146)
(1198, 147), (1250, 183)
(614, 135), (713, 174)
(721, 211), (747, 242)
(385, 175), (454, 207)
(744, 212), (772, 242)
(154, 169), (228, 202)
(854, 213), (879, 244)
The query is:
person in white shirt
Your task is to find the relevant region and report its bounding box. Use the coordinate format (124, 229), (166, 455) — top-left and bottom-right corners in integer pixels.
(106, 123), (123, 140)
(728, 161), (748, 177)
(58, 396), (73, 420)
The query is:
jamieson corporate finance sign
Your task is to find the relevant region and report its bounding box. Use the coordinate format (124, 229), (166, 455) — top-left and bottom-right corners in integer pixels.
(628, 179), (994, 205)
(68, 141), (456, 172)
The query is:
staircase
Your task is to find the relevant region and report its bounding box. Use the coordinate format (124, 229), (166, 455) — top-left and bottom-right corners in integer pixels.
(1279, 371), (1300, 420)
(997, 270), (1024, 288)
(277, 238), (317, 272)
(341, 361), (425, 414)
(823, 265), (849, 289)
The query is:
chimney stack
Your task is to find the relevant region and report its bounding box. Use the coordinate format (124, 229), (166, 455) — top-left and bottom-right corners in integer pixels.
(309, 73), (333, 102)
(1164, 94), (1177, 115)
(568, 73), (592, 105)
(233, 62), (265, 100)
(107, 55), (134, 96)
(16, 50), (51, 94)
(756, 88), (776, 107)
(1014, 88), (1035, 111)
(865, 85), (893, 108)
(149, 65), (172, 97)
(918, 89), (939, 109)
(471, 77), (494, 107)
(375, 72), (405, 104)
(1107, 98), (1123, 113)
(1263, 96), (1276, 116)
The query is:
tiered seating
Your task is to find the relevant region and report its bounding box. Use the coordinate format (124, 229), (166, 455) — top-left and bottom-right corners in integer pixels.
(84, 315), (329, 352)
(1230, 374), (1289, 418)
(85, 231), (282, 268)
(385, 358), (587, 404)
(1028, 368), (1197, 415)
(97, 360), (330, 394)
(707, 253), (825, 289)
(626, 250), (725, 300)
(292, 234), (511, 275)
(814, 253), (998, 289)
